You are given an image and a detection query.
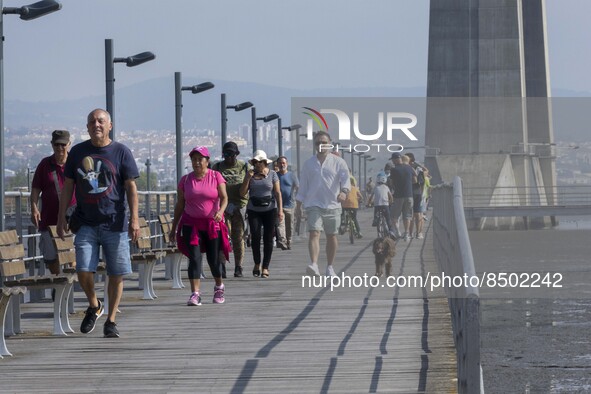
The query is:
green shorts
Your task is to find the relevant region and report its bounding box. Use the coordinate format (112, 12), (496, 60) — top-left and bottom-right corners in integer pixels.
(305, 207), (342, 235)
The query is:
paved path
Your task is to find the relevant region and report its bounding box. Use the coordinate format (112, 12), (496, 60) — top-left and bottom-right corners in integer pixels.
(1, 210), (456, 393)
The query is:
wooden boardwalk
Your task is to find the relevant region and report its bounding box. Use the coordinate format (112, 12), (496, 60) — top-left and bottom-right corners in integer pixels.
(1, 210), (457, 393)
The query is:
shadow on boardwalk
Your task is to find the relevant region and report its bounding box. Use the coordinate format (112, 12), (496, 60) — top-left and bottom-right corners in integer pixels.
(2, 209), (456, 393)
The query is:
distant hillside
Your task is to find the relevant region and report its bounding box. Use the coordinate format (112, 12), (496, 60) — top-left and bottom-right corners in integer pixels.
(5, 82), (589, 142)
(4, 78), (425, 131)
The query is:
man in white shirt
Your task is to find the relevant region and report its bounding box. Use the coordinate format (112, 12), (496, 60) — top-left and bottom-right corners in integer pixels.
(296, 131), (351, 277)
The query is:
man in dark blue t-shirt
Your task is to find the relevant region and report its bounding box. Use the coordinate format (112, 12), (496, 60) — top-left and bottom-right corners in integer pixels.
(388, 153), (416, 241)
(276, 156), (299, 249)
(57, 108), (140, 338)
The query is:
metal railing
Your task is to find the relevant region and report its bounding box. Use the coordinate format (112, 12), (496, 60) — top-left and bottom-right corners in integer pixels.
(462, 185), (591, 207)
(2, 190), (177, 301)
(431, 176), (483, 394)
(3, 190), (177, 241)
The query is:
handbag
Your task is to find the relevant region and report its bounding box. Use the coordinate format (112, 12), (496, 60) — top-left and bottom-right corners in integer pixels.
(251, 195), (273, 207)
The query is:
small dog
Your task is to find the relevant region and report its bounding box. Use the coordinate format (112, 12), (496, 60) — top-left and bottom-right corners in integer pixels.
(372, 237), (396, 277)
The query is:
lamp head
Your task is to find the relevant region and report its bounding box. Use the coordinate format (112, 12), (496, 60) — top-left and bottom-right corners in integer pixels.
(190, 82), (215, 94)
(125, 51), (156, 67)
(233, 102), (253, 111)
(262, 114), (279, 123)
(17, 0), (61, 21)
(282, 124), (302, 131)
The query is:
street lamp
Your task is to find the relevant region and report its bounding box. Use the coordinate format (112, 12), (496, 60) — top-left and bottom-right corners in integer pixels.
(1, 0), (61, 230)
(363, 155), (375, 190)
(280, 124), (301, 159)
(105, 38), (155, 140)
(295, 132), (307, 179)
(174, 72), (214, 184)
(220, 93), (252, 147)
(253, 112), (279, 155)
(356, 152), (364, 183)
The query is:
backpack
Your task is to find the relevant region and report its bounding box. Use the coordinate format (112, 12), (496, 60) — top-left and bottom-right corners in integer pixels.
(413, 166), (425, 196)
(416, 167), (425, 188)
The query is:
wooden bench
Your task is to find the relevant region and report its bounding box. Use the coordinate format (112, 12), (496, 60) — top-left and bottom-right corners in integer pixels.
(0, 229), (77, 357)
(158, 214), (185, 289)
(48, 226), (78, 315)
(131, 218), (166, 300)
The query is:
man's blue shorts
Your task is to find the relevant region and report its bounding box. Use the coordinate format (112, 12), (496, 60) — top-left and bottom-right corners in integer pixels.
(74, 225), (132, 276)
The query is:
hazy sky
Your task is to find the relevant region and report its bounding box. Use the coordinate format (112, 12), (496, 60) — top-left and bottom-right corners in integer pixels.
(2, 0), (590, 102)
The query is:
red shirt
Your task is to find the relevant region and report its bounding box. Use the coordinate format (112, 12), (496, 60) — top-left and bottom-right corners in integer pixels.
(31, 155), (76, 230)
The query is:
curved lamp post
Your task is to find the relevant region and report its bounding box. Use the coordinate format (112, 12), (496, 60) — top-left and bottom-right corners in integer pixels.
(1, 0), (62, 230)
(356, 152), (365, 181)
(175, 72), (214, 183)
(364, 156), (376, 189)
(220, 93), (252, 146)
(295, 132), (307, 179)
(280, 124), (301, 159)
(254, 113), (279, 155)
(105, 38), (155, 140)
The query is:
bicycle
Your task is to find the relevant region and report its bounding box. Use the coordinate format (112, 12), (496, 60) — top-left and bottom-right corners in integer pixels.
(339, 209), (359, 244)
(376, 209), (390, 239)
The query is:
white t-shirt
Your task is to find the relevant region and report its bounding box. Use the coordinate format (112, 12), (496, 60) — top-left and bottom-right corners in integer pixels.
(373, 184), (390, 206)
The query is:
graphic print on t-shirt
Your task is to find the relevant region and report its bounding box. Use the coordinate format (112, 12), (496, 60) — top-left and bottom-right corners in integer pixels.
(76, 155), (114, 198)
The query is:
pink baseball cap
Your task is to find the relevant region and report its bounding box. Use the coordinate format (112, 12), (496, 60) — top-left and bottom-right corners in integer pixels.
(189, 146), (210, 158)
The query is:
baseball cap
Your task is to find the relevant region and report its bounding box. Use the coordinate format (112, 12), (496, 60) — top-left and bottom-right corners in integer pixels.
(222, 141), (240, 155)
(391, 152), (402, 159)
(189, 146), (210, 158)
(52, 130), (70, 145)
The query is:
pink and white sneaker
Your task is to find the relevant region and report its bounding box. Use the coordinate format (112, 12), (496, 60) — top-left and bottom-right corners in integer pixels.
(187, 292), (202, 306)
(213, 286), (225, 304)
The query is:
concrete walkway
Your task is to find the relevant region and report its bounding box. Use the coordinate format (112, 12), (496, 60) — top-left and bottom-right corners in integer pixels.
(1, 209), (456, 393)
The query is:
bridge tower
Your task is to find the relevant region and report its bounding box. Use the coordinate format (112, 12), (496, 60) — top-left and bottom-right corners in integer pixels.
(425, 0), (557, 228)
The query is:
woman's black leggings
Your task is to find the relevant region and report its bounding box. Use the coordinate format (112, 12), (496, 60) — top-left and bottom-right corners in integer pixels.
(182, 225), (223, 279)
(247, 209), (277, 269)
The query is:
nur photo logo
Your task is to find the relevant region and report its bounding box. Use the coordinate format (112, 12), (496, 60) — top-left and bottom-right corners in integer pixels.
(301, 106), (419, 154)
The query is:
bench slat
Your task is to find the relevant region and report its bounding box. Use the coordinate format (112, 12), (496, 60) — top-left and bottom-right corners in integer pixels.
(0, 259), (26, 277)
(0, 230), (18, 246)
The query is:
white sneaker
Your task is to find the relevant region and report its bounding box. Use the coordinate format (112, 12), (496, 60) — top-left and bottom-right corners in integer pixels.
(416, 233), (424, 240)
(306, 263), (321, 277)
(325, 265), (336, 277)
(404, 234), (410, 242)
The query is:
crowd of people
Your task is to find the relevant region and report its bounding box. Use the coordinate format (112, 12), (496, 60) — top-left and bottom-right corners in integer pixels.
(31, 110), (430, 338)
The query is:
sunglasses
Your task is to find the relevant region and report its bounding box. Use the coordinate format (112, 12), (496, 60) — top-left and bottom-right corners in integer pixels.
(223, 152), (237, 157)
(52, 143), (67, 148)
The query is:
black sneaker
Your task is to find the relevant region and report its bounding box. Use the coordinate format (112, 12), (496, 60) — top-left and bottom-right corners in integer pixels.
(80, 300), (104, 334)
(103, 320), (120, 338)
(234, 266), (243, 277)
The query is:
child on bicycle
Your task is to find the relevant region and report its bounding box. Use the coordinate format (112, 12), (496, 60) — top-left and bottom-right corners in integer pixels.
(369, 172), (397, 238)
(340, 176), (363, 238)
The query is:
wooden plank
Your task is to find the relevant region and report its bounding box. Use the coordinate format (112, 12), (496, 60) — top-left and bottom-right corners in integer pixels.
(0, 230), (18, 246)
(0, 259), (26, 277)
(0, 244), (25, 260)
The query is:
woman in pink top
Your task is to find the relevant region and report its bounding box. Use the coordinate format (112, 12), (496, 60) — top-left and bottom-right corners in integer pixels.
(169, 146), (230, 306)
